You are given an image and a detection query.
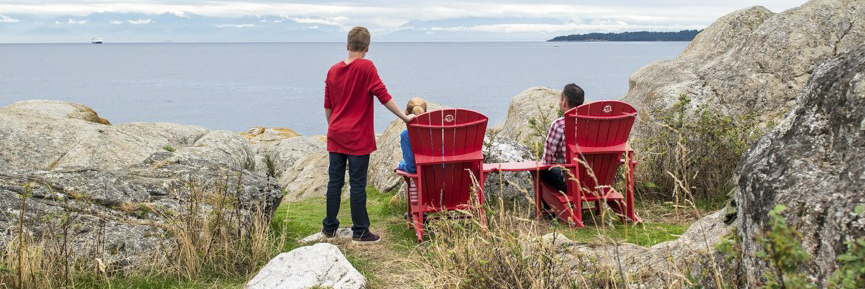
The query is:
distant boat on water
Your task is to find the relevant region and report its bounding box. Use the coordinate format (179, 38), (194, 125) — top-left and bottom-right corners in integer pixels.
(91, 37), (103, 44)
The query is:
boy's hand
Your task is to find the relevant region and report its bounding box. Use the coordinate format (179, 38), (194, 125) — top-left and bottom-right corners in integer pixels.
(404, 114), (416, 123)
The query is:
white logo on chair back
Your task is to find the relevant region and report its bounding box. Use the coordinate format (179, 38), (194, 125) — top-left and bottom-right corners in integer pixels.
(444, 114), (455, 123)
(603, 105), (613, 114)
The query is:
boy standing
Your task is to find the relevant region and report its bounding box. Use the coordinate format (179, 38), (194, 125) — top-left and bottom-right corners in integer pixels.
(322, 26), (414, 244)
(539, 83), (585, 197)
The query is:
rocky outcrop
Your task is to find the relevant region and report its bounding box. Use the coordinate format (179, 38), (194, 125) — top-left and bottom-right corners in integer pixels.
(246, 243), (366, 289)
(734, 45), (865, 287)
(538, 211), (731, 288)
(494, 87), (562, 147)
(5, 100), (111, 124)
(0, 101), (282, 269)
(244, 131), (328, 201)
(623, 0), (865, 125)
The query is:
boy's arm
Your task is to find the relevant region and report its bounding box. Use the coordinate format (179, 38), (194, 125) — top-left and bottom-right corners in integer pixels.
(324, 79), (332, 125)
(383, 99), (415, 123)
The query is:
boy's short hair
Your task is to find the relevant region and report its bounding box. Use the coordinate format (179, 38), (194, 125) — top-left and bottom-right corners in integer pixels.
(347, 26), (371, 52)
(562, 83), (585, 108)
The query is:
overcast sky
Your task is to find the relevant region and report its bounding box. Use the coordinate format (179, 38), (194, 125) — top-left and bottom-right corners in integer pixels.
(0, 0), (811, 41)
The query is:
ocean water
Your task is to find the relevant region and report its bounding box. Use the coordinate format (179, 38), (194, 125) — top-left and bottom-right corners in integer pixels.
(0, 42), (687, 135)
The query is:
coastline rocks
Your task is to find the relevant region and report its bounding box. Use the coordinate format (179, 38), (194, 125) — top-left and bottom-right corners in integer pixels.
(0, 101), (282, 270)
(623, 0), (865, 127)
(494, 87), (561, 147)
(5, 100), (111, 124)
(559, 211), (731, 287)
(734, 45), (865, 287)
(279, 151), (330, 201)
(246, 243), (366, 289)
(245, 131), (329, 201)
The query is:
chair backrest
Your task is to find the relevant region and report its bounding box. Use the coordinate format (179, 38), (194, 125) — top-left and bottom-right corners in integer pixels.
(564, 101), (637, 190)
(407, 109), (488, 209)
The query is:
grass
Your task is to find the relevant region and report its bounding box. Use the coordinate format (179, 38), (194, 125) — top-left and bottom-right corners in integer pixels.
(2, 182), (701, 289)
(270, 187), (694, 288)
(558, 222), (686, 247)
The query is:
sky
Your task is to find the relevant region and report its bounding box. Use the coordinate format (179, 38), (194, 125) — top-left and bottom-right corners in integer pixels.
(0, 0), (811, 42)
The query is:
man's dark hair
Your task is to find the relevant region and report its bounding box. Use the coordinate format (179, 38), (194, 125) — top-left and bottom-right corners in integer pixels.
(562, 83), (585, 108)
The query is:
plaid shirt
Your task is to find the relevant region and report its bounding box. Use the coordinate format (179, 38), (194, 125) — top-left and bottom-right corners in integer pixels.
(542, 117), (566, 164)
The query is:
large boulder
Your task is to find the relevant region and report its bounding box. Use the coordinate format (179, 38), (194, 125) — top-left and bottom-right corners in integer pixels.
(547, 211), (732, 288)
(482, 136), (535, 202)
(0, 101), (282, 269)
(494, 87), (561, 147)
(734, 45), (865, 287)
(623, 0), (865, 124)
(244, 130), (328, 200)
(246, 243), (366, 289)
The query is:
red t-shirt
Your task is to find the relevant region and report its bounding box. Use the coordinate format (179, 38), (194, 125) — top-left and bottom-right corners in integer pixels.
(324, 59), (393, 155)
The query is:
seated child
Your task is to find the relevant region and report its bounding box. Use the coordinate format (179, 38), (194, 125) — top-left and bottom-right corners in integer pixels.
(396, 98), (427, 174)
(539, 83), (585, 195)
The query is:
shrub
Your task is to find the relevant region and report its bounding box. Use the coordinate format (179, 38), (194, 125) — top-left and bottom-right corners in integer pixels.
(635, 94), (763, 203)
(829, 205), (865, 288)
(756, 205), (814, 289)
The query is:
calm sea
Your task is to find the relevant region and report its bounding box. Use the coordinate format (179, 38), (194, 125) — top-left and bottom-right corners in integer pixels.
(0, 42), (686, 135)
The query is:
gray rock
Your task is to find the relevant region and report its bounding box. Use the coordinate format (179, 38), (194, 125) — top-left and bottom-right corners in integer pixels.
(624, 0), (865, 122)
(0, 101), (282, 270)
(494, 87), (561, 147)
(246, 243), (366, 289)
(279, 151), (330, 201)
(559, 211), (731, 288)
(482, 136), (535, 202)
(734, 44), (865, 287)
(4, 100), (111, 124)
(245, 131), (328, 200)
(623, 0), (865, 146)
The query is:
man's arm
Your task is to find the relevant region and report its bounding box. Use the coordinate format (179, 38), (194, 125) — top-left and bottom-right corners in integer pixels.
(383, 99), (415, 123)
(325, 108), (332, 125)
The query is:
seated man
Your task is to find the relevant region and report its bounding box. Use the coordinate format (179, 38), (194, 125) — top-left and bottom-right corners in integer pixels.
(539, 83), (585, 199)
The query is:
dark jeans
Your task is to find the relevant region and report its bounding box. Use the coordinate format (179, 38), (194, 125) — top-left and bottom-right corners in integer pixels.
(539, 167), (568, 211)
(322, 152), (371, 237)
(539, 167), (568, 195)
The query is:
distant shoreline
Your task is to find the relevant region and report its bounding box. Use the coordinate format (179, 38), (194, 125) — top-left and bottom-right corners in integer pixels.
(548, 29), (701, 42)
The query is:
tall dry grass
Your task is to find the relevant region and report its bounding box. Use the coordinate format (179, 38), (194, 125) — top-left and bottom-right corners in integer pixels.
(0, 174), (286, 288)
(406, 144), (739, 288)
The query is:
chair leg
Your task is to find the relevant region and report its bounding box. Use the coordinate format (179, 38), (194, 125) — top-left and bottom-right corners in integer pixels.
(414, 212), (425, 243)
(626, 154), (642, 223)
(569, 167), (585, 228)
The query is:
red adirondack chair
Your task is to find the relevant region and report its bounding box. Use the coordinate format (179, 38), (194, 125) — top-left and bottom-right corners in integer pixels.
(395, 109), (488, 242)
(539, 100), (642, 227)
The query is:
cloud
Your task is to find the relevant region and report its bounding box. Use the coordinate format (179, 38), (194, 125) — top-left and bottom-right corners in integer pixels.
(110, 20), (123, 24)
(65, 18), (88, 24)
(214, 23), (255, 28)
(127, 18), (152, 24)
(0, 14), (20, 23)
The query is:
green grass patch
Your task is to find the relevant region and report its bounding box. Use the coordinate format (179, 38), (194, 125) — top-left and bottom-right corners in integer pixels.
(557, 222), (686, 247)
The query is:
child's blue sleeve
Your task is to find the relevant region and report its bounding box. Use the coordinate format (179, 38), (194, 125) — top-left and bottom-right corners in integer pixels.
(399, 130), (416, 174)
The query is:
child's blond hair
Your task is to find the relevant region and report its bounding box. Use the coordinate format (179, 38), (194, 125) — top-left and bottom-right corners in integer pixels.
(405, 98), (427, 115)
(347, 26), (370, 52)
